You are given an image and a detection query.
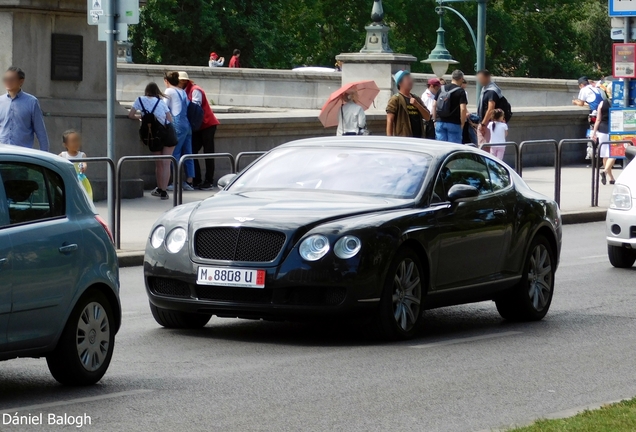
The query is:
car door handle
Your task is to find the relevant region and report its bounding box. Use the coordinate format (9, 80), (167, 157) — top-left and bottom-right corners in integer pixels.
(59, 244), (78, 254)
(493, 209), (507, 216)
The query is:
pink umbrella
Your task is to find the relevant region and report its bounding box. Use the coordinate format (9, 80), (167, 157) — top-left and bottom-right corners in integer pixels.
(319, 80), (380, 128)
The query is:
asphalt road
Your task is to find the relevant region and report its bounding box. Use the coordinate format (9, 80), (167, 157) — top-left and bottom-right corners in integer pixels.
(2, 221), (636, 432)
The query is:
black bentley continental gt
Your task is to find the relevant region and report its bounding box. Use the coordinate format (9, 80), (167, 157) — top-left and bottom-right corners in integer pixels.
(144, 137), (561, 340)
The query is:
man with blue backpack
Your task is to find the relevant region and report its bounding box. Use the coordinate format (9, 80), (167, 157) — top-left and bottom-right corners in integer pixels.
(573, 76), (605, 112)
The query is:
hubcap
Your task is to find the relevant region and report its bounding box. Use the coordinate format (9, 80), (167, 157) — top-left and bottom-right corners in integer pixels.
(392, 259), (422, 332)
(527, 244), (553, 312)
(76, 302), (110, 372)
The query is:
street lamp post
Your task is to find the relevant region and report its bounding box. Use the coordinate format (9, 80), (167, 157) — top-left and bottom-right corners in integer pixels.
(422, 0), (487, 104)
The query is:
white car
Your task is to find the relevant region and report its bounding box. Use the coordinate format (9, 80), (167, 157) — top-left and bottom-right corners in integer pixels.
(606, 147), (636, 267)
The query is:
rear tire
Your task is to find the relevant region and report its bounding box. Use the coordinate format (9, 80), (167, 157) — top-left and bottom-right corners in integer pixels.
(46, 290), (115, 386)
(608, 245), (636, 268)
(150, 303), (212, 329)
(375, 248), (426, 340)
(496, 236), (555, 322)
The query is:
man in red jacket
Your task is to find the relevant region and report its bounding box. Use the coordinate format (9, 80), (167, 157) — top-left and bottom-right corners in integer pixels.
(229, 49), (241, 68)
(178, 72), (221, 190)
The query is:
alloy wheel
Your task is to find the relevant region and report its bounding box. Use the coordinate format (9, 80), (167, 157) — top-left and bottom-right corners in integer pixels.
(76, 302), (111, 372)
(527, 244), (553, 312)
(392, 258), (422, 332)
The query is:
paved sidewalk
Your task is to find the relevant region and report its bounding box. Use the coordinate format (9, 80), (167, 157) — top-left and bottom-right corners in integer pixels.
(98, 165), (618, 257)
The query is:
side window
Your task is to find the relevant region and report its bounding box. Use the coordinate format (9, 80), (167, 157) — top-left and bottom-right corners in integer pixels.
(485, 157), (511, 192)
(0, 162), (66, 225)
(433, 153), (492, 201)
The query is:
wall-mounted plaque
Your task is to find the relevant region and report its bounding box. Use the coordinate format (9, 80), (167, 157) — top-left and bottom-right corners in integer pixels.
(51, 34), (83, 81)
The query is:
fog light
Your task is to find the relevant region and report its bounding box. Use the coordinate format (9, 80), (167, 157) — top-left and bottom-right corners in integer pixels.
(612, 224), (622, 235)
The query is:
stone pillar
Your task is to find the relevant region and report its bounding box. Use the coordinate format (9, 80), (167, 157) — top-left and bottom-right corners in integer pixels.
(336, 0), (416, 111)
(336, 53), (416, 111)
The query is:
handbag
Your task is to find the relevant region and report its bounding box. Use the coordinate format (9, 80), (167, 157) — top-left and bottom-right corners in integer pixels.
(161, 122), (178, 148)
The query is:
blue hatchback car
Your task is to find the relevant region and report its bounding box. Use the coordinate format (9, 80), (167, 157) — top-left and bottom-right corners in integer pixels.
(0, 145), (120, 385)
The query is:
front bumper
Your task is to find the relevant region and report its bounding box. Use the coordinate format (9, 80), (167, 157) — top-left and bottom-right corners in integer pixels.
(606, 207), (636, 248)
(144, 250), (382, 320)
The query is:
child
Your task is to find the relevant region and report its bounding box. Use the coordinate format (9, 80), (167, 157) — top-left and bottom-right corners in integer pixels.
(487, 108), (508, 160)
(59, 130), (93, 200)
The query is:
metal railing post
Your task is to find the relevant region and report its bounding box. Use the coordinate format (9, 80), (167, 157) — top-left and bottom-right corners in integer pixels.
(235, 151), (267, 172)
(519, 140), (559, 204)
(115, 155), (177, 249)
(176, 153), (236, 205)
(68, 157), (116, 236)
(556, 139), (595, 207)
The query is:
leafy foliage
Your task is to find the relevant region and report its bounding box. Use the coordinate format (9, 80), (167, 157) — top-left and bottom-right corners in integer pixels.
(130, 0), (612, 78)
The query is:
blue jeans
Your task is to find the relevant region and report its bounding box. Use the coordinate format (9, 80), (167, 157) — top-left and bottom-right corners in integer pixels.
(172, 114), (195, 179)
(435, 122), (463, 144)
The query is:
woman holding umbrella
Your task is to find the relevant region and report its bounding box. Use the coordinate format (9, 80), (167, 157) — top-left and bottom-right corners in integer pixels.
(319, 81), (379, 134)
(337, 91), (367, 136)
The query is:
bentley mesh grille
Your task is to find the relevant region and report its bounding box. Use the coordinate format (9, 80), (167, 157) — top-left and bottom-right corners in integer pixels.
(148, 277), (191, 298)
(194, 227), (286, 262)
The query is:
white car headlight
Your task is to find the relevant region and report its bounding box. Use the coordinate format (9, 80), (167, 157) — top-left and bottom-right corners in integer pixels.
(610, 184), (632, 210)
(334, 236), (362, 259)
(150, 226), (165, 249)
(299, 235), (330, 261)
(165, 227), (187, 253)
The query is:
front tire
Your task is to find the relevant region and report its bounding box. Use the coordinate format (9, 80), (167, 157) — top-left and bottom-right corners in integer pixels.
(496, 236), (555, 322)
(46, 290), (115, 386)
(608, 245), (636, 268)
(150, 303), (212, 329)
(375, 248), (426, 340)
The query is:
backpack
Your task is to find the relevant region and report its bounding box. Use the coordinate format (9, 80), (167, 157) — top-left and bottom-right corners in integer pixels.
(498, 96), (513, 123)
(138, 98), (164, 152)
(183, 90), (204, 131)
(436, 86), (462, 118)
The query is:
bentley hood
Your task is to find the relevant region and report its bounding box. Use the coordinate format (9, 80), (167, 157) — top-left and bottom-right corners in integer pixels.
(189, 190), (409, 232)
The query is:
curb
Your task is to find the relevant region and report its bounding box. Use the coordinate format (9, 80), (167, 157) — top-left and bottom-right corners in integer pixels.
(561, 208), (607, 225)
(117, 250), (145, 268)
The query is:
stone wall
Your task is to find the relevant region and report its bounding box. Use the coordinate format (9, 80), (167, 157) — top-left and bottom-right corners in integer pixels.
(118, 63), (583, 110)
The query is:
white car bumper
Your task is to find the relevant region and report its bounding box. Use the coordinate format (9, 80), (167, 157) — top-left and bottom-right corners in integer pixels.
(606, 206), (636, 248)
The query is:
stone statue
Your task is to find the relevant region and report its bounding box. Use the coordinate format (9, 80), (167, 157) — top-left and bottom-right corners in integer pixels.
(371, 0), (384, 24)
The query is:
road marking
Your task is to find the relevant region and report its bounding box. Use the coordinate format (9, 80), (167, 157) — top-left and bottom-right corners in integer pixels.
(580, 255), (607, 259)
(0, 389), (153, 414)
(410, 331), (522, 349)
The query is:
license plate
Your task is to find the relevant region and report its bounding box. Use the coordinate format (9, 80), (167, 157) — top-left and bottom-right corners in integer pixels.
(197, 267), (266, 288)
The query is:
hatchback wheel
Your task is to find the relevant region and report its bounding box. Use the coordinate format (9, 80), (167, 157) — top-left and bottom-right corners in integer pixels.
(150, 303), (212, 329)
(46, 290), (115, 386)
(376, 248), (425, 340)
(496, 236), (555, 322)
(608, 245), (636, 268)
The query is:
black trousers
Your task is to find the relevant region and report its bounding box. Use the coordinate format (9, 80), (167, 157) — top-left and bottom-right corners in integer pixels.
(192, 125), (217, 184)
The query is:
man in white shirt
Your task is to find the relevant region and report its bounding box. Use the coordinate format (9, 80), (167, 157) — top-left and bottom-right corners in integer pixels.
(422, 78), (441, 114)
(337, 93), (366, 136)
(573, 76), (604, 113)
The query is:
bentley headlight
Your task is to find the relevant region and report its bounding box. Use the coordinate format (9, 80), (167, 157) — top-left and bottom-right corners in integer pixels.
(299, 235), (330, 261)
(150, 226), (165, 249)
(334, 236), (362, 259)
(165, 227), (187, 253)
(610, 184), (632, 210)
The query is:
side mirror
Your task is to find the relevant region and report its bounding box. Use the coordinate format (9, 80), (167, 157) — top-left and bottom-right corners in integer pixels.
(217, 173), (237, 189)
(447, 184), (479, 203)
(626, 146), (636, 164)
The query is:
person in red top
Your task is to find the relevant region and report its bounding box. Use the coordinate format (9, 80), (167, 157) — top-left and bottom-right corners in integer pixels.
(178, 71), (221, 190)
(228, 49), (241, 68)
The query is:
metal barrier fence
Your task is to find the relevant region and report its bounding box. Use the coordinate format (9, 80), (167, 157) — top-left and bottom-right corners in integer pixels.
(596, 140), (633, 207)
(175, 153), (236, 205)
(235, 151), (267, 172)
(557, 139), (596, 207)
(480, 142), (520, 174)
(68, 157), (116, 235)
(115, 155), (177, 249)
(518, 139), (559, 204)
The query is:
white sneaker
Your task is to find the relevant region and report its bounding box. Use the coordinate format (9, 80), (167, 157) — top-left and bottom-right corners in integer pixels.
(166, 184), (174, 191)
(150, 187), (161, 197)
(182, 182), (195, 191)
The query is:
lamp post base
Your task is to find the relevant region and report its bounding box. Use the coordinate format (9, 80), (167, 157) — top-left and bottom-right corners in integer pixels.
(360, 24), (393, 54)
